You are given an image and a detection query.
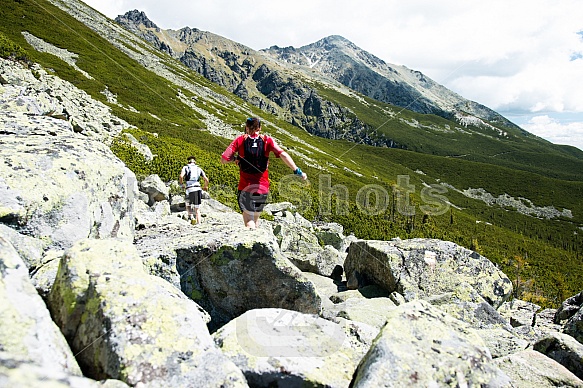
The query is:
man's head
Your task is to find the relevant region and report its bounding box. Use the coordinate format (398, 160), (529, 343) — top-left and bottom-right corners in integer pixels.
(187, 156), (196, 163)
(245, 117), (261, 133)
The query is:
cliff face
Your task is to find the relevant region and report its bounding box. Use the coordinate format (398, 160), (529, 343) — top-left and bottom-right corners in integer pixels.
(1, 56), (583, 387)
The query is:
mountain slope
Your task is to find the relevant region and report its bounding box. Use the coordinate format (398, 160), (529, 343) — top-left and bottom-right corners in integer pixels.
(114, 11), (583, 182)
(1, 0), (582, 307)
(263, 35), (514, 125)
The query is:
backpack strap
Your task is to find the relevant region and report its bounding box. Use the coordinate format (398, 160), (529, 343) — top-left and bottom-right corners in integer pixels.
(238, 134), (248, 159)
(238, 134), (266, 158)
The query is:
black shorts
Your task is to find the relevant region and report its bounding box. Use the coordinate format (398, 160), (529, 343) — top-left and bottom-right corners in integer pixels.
(186, 190), (202, 208)
(238, 190), (268, 213)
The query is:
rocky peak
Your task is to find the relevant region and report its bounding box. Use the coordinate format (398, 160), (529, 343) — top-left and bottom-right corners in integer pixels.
(115, 9), (159, 31)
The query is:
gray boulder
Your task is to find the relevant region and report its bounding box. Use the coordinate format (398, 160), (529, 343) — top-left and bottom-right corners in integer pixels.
(120, 132), (154, 161)
(0, 115), (136, 250)
(564, 307), (583, 344)
(135, 218), (321, 331)
(555, 291), (583, 323)
(0, 353), (129, 388)
(270, 213), (345, 278)
(351, 300), (510, 387)
(428, 282), (528, 358)
(534, 332), (583, 379)
(47, 238), (247, 387)
(139, 174), (169, 205)
(495, 349), (583, 387)
(289, 245), (344, 278)
(135, 200), (241, 289)
(313, 222), (345, 250)
(0, 236), (81, 376)
(345, 238), (513, 308)
(213, 308), (371, 388)
(498, 298), (540, 327)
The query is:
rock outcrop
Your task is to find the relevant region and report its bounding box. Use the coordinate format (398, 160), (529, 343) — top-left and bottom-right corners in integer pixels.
(0, 60), (136, 254)
(134, 213), (322, 331)
(344, 238), (513, 308)
(0, 236), (81, 376)
(48, 238), (246, 386)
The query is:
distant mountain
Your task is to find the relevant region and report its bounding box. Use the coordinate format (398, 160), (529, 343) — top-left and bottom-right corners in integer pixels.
(115, 10), (577, 164)
(263, 35), (519, 129)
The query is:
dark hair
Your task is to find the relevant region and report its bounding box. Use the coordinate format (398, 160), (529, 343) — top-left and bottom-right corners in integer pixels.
(187, 156), (196, 162)
(245, 117), (261, 131)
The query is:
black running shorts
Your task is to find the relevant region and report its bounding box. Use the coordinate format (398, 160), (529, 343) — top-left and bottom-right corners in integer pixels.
(187, 190), (202, 208)
(238, 190), (268, 213)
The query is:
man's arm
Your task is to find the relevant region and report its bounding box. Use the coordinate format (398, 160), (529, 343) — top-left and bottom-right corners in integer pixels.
(279, 151), (307, 180)
(201, 173), (209, 191)
(178, 167), (185, 185)
(221, 137), (239, 163)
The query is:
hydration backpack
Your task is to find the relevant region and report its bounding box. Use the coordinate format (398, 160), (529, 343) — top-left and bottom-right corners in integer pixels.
(184, 165), (201, 183)
(238, 134), (268, 174)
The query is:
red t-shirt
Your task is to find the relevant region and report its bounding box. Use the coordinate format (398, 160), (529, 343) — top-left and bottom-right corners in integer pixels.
(222, 133), (283, 194)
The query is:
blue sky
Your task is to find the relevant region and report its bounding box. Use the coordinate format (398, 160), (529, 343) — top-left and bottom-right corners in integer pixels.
(85, 0), (583, 151)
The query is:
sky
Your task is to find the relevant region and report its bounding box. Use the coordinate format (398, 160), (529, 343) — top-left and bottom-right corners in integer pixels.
(85, 0), (583, 151)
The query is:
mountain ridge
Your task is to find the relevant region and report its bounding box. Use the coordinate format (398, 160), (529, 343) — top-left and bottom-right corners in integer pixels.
(263, 33), (520, 129)
(113, 9), (583, 178)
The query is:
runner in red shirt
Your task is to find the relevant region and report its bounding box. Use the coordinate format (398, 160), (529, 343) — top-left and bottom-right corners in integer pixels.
(221, 117), (307, 228)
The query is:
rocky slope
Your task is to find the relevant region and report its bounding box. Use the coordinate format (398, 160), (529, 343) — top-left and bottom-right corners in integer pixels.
(114, 10), (377, 145)
(263, 35), (519, 128)
(114, 11), (526, 148)
(1, 56), (583, 387)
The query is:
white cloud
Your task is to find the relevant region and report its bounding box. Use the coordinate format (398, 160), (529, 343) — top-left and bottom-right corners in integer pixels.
(522, 115), (583, 151)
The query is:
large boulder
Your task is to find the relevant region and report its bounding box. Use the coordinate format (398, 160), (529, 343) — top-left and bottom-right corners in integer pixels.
(555, 291), (583, 344)
(289, 245), (345, 279)
(0, 354), (129, 388)
(269, 211), (344, 278)
(47, 238), (247, 387)
(138, 174), (169, 205)
(313, 222), (345, 250)
(0, 114), (137, 250)
(564, 307), (583, 344)
(554, 291), (583, 323)
(344, 238), (513, 308)
(135, 218), (322, 331)
(213, 308), (373, 388)
(351, 300), (510, 387)
(167, 222), (321, 330)
(534, 332), (583, 379)
(0, 236), (81, 376)
(428, 282), (528, 358)
(495, 349), (583, 387)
